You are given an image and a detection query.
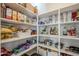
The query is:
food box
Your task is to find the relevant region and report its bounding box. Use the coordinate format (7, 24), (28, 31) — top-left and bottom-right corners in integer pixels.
(6, 8), (12, 19)
(17, 12), (24, 22)
(25, 3), (35, 13)
(12, 10), (18, 21)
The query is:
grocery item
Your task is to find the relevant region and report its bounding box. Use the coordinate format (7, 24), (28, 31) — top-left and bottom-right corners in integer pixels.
(1, 28), (13, 39)
(25, 3), (34, 13)
(67, 27), (76, 36)
(63, 12), (67, 22)
(17, 12), (22, 22)
(31, 29), (37, 35)
(55, 42), (64, 49)
(23, 15), (27, 23)
(77, 9), (79, 21)
(33, 7), (38, 13)
(63, 27), (67, 35)
(6, 8), (12, 19)
(12, 40), (32, 54)
(41, 26), (48, 34)
(43, 39), (53, 46)
(1, 47), (12, 56)
(12, 10), (18, 21)
(50, 27), (58, 35)
(1, 3), (6, 18)
(72, 11), (77, 21)
(67, 10), (72, 22)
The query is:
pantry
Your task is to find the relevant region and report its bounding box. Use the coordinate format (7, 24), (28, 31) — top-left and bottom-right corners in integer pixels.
(0, 3), (79, 56)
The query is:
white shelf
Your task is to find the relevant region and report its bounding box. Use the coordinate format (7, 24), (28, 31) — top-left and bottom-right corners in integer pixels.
(38, 23), (58, 26)
(1, 18), (36, 26)
(5, 3), (37, 18)
(60, 36), (79, 40)
(60, 49), (79, 56)
(39, 44), (58, 52)
(12, 44), (37, 56)
(1, 35), (37, 44)
(60, 21), (79, 24)
(39, 34), (59, 38)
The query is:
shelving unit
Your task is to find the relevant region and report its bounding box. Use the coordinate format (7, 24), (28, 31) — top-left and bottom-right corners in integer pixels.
(1, 3), (38, 56)
(1, 3), (79, 56)
(38, 3), (79, 56)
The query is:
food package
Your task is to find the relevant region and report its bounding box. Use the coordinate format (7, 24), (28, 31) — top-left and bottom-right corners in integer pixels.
(1, 28), (13, 33)
(17, 12), (24, 22)
(25, 3), (34, 13)
(6, 8), (12, 19)
(12, 10), (18, 21)
(1, 3), (6, 18)
(77, 9), (79, 21)
(33, 7), (38, 13)
(1, 28), (13, 39)
(23, 15), (27, 23)
(72, 11), (77, 21)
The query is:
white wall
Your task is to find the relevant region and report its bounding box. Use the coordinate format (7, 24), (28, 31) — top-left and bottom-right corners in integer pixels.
(32, 3), (76, 14)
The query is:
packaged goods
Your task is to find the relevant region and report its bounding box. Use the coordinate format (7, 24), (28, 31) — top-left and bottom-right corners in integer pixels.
(1, 3), (6, 18)
(1, 28), (13, 39)
(17, 12), (23, 22)
(25, 3), (35, 13)
(12, 10), (18, 21)
(6, 8), (12, 19)
(23, 15), (27, 23)
(72, 11), (77, 21)
(1, 47), (12, 56)
(34, 7), (38, 13)
(77, 9), (79, 21)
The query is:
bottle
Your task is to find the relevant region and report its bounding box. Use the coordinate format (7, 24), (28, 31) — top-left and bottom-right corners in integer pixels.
(63, 27), (67, 35)
(50, 27), (53, 35)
